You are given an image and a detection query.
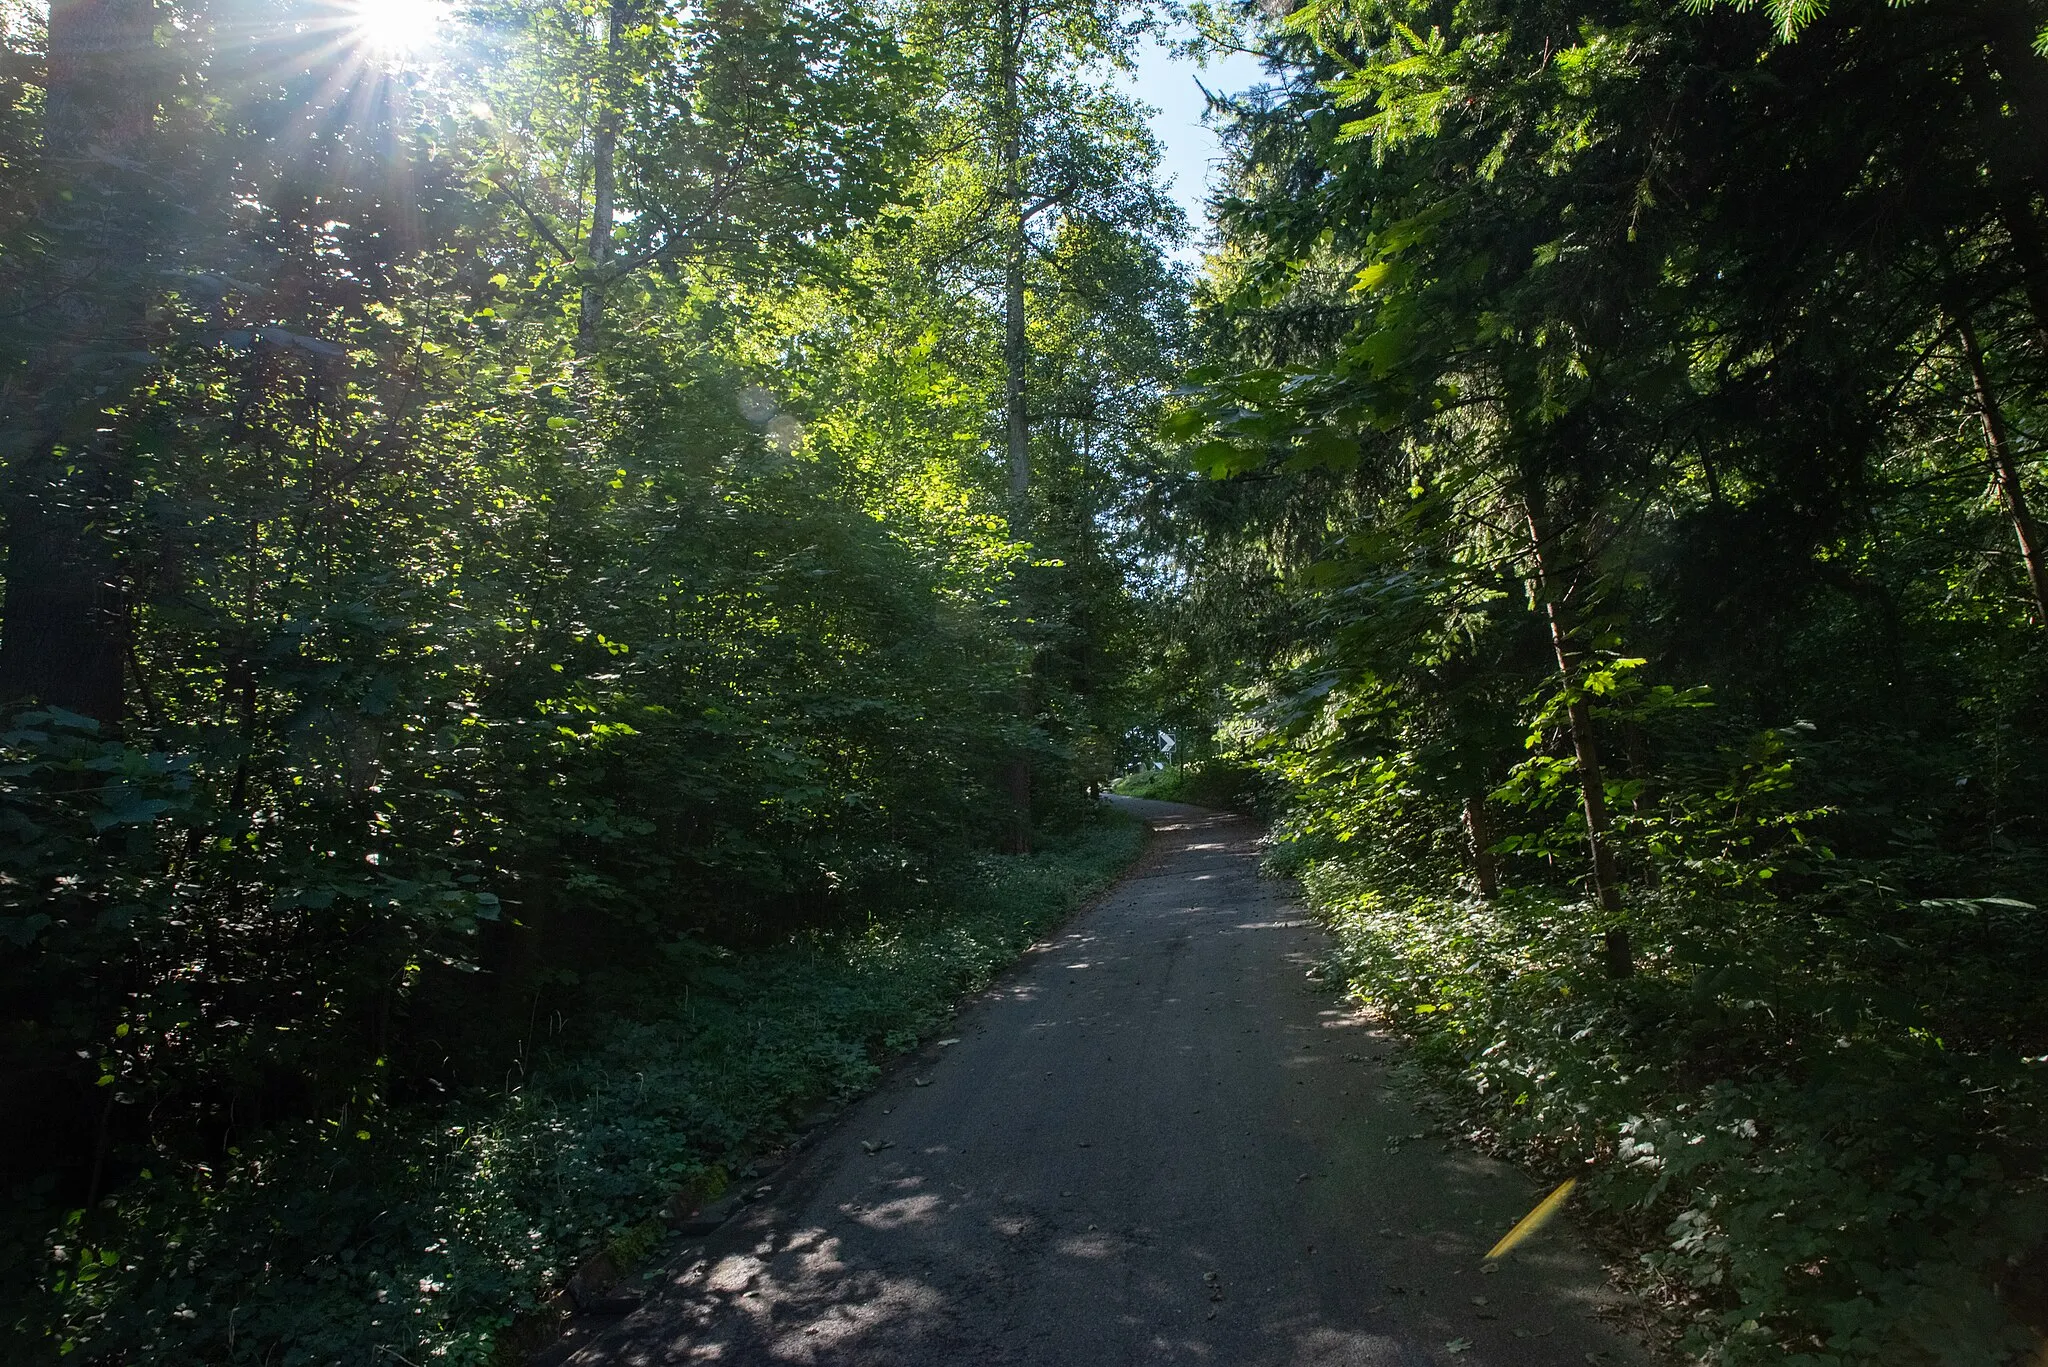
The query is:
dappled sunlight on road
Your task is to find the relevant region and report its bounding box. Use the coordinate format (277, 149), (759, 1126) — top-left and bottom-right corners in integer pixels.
(569, 806), (1653, 1367)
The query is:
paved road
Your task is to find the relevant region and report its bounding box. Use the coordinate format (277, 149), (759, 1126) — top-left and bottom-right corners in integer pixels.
(571, 800), (1654, 1367)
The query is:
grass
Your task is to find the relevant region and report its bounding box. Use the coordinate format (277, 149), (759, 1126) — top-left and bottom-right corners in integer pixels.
(11, 812), (1147, 1366)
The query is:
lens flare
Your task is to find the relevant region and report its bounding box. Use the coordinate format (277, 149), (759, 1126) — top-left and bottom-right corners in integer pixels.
(347, 0), (443, 54)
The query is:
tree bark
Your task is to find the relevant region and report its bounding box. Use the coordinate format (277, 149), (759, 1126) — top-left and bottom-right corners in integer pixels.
(1955, 311), (2048, 625)
(45, 0), (156, 151)
(1980, 9), (2048, 189)
(998, 0), (1032, 854)
(1958, 49), (2048, 359)
(0, 523), (130, 724)
(1462, 795), (1499, 900)
(0, 0), (159, 724)
(576, 0), (628, 353)
(1523, 490), (1630, 975)
(1996, 194), (2048, 360)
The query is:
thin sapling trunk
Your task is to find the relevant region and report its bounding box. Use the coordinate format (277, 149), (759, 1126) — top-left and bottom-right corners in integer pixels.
(1523, 491), (1631, 976)
(1955, 312), (2048, 625)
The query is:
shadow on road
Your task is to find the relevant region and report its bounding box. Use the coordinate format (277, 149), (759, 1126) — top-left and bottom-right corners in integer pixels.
(564, 805), (1654, 1367)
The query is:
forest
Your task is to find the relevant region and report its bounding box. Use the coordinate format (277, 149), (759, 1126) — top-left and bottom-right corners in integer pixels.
(5, 0), (2048, 1360)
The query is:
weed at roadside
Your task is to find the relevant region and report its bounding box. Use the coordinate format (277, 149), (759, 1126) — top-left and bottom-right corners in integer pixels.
(9, 815), (1146, 1366)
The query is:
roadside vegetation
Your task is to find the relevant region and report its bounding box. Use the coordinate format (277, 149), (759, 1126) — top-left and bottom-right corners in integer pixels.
(15, 815), (1141, 1364)
(13, 0), (2048, 1358)
(1165, 0), (2048, 1362)
(0, 0), (1171, 1359)
(1109, 757), (1266, 810)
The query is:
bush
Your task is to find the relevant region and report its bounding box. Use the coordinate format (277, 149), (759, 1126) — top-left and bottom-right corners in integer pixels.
(1110, 757), (1267, 810)
(5, 814), (1145, 1365)
(1302, 859), (2048, 1367)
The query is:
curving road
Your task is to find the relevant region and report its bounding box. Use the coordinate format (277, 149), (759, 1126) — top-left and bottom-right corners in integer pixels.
(565, 799), (1655, 1367)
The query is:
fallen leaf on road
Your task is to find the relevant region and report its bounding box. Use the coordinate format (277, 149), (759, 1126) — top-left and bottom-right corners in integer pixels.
(1446, 1339), (1472, 1354)
(912, 1077), (932, 1086)
(859, 1139), (893, 1155)
(1485, 1177), (1578, 1262)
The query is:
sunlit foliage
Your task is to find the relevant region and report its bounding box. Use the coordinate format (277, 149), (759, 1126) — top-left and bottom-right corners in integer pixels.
(1168, 0), (2048, 1360)
(0, 0), (1177, 1357)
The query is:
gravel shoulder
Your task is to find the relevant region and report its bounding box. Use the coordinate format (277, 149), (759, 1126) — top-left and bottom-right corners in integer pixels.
(567, 800), (1660, 1366)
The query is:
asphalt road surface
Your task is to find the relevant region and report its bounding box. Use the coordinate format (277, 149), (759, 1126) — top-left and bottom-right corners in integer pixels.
(567, 798), (1655, 1367)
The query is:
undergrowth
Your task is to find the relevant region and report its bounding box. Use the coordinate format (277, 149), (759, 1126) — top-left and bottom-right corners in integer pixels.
(1289, 846), (2048, 1367)
(6, 813), (1145, 1365)
(1110, 757), (1266, 810)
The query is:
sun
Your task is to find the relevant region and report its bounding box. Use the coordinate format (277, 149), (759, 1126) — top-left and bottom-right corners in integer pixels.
(346, 0), (445, 55)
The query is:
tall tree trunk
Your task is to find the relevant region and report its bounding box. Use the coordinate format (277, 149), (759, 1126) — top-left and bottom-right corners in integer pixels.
(576, 0), (627, 353)
(1981, 10), (2048, 188)
(1958, 51), (2048, 359)
(44, 0), (156, 151)
(0, 525), (130, 725)
(1997, 194), (2048, 360)
(1955, 312), (2048, 624)
(1523, 490), (1630, 976)
(1462, 795), (1499, 901)
(998, 0), (1032, 854)
(0, 0), (159, 725)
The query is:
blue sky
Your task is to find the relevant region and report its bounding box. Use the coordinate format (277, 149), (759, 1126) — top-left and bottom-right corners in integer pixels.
(1123, 35), (1271, 249)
